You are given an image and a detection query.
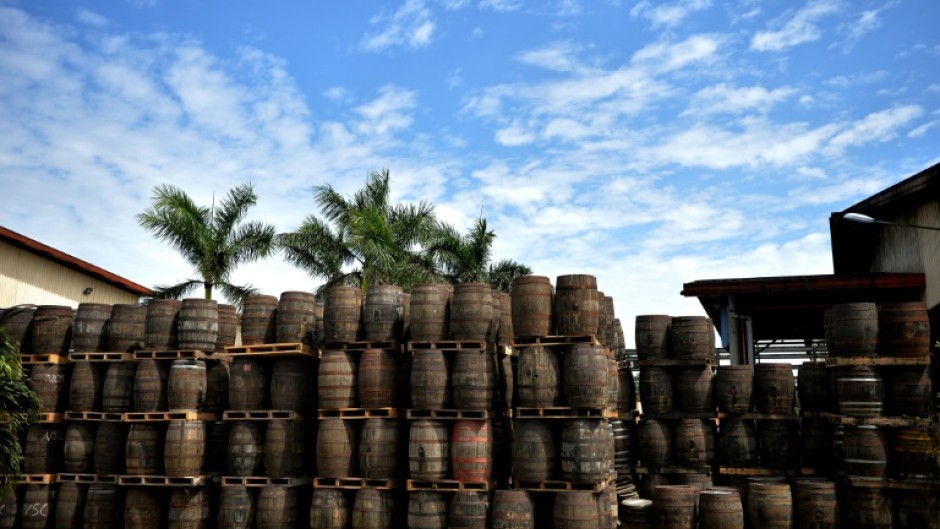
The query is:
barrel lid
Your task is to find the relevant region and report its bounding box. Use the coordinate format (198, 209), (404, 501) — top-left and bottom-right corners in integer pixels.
(621, 498), (652, 508)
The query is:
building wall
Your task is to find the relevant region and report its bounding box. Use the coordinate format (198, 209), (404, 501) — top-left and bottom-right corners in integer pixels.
(0, 240), (143, 307)
(870, 202), (940, 309)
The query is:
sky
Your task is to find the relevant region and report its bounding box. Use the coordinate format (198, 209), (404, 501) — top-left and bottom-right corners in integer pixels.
(1, 0), (938, 347)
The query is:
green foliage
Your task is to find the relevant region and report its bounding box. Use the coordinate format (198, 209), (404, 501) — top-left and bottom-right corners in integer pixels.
(0, 329), (41, 494)
(428, 217), (532, 292)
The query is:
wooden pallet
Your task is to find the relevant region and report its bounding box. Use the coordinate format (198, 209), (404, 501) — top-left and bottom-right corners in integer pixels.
(68, 352), (134, 362)
(640, 412), (717, 421)
(222, 410), (305, 421)
(808, 412), (932, 427)
(637, 358), (718, 367)
(19, 474), (56, 484)
(123, 411), (219, 422)
(222, 476), (311, 488)
(635, 467), (712, 475)
(844, 476), (940, 491)
(38, 413), (65, 423)
(321, 341), (402, 352)
(118, 475), (211, 486)
(406, 479), (492, 492)
(314, 477), (398, 490)
(405, 409), (492, 420)
(317, 408), (398, 419)
(510, 407), (616, 419)
(512, 479), (609, 492)
(65, 411), (123, 421)
(716, 412), (799, 421)
(407, 340), (493, 352)
(20, 354), (68, 365)
(133, 349), (211, 360)
(222, 343), (315, 357)
(719, 467), (818, 477)
(825, 356), (931, 367)
(57, 473), (118, 484)
(512, 335), (600, 347)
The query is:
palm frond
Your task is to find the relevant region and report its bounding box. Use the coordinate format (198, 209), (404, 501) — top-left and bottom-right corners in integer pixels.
(487, 259), (533, 292)
(152, 279), (205, 300)
(137, 184), (209, 266)
(278, 216), (354, 280)
(313, 184), (351, 224)
(217, 282), (258, 307)
(213, 183), (259, 240)
(226, 220), (277, 268)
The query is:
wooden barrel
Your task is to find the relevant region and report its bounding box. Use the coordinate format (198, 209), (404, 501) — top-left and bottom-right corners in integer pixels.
(203, 420), (229, 474)
(511, 276), (553, 338)
(101, 361), (137, 412)
(892, 426), (940, 478)
(669, 316), (714, 361)
(753, 364), (794, 414)
(358, 348), (397, 408)
(554, 274), (599, 336)
(517, 346), (561, 407)
(83, 484), (121, 529)
(319, 350), (358, 409)
(800, 418), (831, 471)
(203, 361), (229, 413)
(218, 486), (255, 529)
(449, 492), (489, 529)
(107, 304), (146, 352)
(216, 303), (238, 350)
(618, 367), (637, 414)
(264, 420), (304, 478)
(554, 490), (600, 529)
(56, 482), (87, 529)
(878, 301), (930, 356)
(310, 488), (349, 529)
(31, 305), (73, 355)
(620, 498), (653, 528)
(269, 358), (312, 411)
(833, 366), (884, 417)
(64, 422), (96, 473)
(23, 424), (64, 473)
(144, 299), (181, 348)
(124, 488), (161, 529)
(164, 420), (205, 476)
(886, 366), (932, 416)
(227, 421), (264, 476)
(563, 343), (608, 408)
(125, 423), (162, 475)
(410, 283), (451, 342)
(713, 365), (752, 413)
(639, 367), (673, 414)
(451, 420), (492, 482)
(69, 361), (104, 412)
(93, 422), (126, 475)
(599, 295), (615, 346)
(28, 363), (69, 413)
(747, 482), (791, 529)
(511, 420), (555, 482)
(450, 283), (493, 341)
(793, 480), (837, 529)
(229, 357), (268, 410)
(168, 487), (207, 529)
(638, 419), (672, 468)
(407, 491), (447, 529)
(241, 294), (278, 345)
(560, 419), (610, 481)
(844, 488), (892, 529)
(167, 359), (207, 411)
(496, 292), (514, 344)
(256, 486), (298, 529)
(796, 362), (829, 413)
(491, 490), (533, 529)
(72, 303), (111, 352)
(452, 348), (494, 410)
(652, 485), (697, 529)
(351, 488), (393, 529)
(277, 291), (316, 344)
(0, 490), (17, 529)
(409, 419), (449, 480)
(0, 304), (35, 353)
(177, 298), (218, 351)
(316, 418), (357, 478)
(612, 419), (633, 472)
(675, 366), (713, 413)
(759, 420), (797, 470)
(323, 286), (362, 344)
(635, 315), (671, 361)
(359, 418), (398, 479)
(21, 485), (54, 529)
(830, 303), (878, 357)
(133, 359), (167, 412)
(699, 489), (744, 529)
(606, 350), (619, 411)
(895, 492), (939, 529)
(843, 425), (887, 478)
(363, 285), (403, 341)
(411, 349), (450, 409)
(719, 419), (758, 466)
(674, 419), (714, 466)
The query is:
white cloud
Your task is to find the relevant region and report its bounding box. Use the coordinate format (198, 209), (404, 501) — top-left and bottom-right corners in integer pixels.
(323, 86), (352, 103)
(360, 0), (436, 52)
(75, 8), (109, 27)
(354, 85), (417, 136)
(630, 0), (713, 28)
(683, 83), (797, 116)
(751, 0), (843, 52)
(825, 105), (923, 155)
(479, 0), (523, 12)
(516, 41), (585, 73)
(494, 121), (536, 146)
(631, 34), (722, 72)
(908, 120), (938, 138)
(825, 70), (888, 88)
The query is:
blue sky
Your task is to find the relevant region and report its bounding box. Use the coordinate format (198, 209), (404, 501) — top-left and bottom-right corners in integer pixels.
(1, 0), (938, 345)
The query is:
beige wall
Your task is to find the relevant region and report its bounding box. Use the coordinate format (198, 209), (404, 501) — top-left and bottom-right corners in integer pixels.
(0, 240), (143, 308)
(870, 202), (940, 308)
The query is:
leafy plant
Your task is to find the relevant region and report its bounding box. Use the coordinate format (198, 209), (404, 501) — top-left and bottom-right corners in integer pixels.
(0, 329), (41, 493)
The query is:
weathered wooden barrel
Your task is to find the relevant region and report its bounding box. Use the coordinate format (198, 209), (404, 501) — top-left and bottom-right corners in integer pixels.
(323, 286), (362, 344)
(270, 358), (312, 411)
(600, 486), (615, 529)
(167, 359), (207, 411)
(487, 288), (502, 343)
(316, 418), (357, 478)
(844, 488), (892, 529)
(496, 292), (514, 344)
(63, 422), (96, 473)
(93, 422), (126, 475)
(310, 488), (349, 529)
(358, 348), (397, 408)
(491, 490), (534, 529)
(511, 420), (555, 482)
(241, 294), (278, 345)
(451, 420), (492, 482)
(168, 487), (207, 529)
(830, 302), (878, 357)
(895, 492), (939, 529)
(277, 291), (316, 344)
(28, 363), (69, 413)
(133, 358), (167, 412)
(891, 426), (940, 478)
(831, 424), (844, 473)
(56, 482), (87, 529)
(101, 361), (137, 412)
(792, 479), (837, 529)
(618, 367), (637, 413)
(264, 420), (304, 477)
(125, 423), (162, 475)
(878, 301), (930, 356)
(517, 346), (561, 407)
(886, 366), (932, 416)
(410, 283), (451, 342)
(0, 490), (17, 529)
(843, 425), (887, 478)
(351, 488), (393, 529)
(177, 298), (218, 351)
(256, 486), (299, 529)
(21, 485), (54, 529)
(452, 348), (494, 410)
(638, 419), (672, 468)
(123, 488), (161, 529)
(675, 366), (713, 413)
(359, 418), (398, 479)
(796, 362), (829, 413)
(612, 419), (633, 472)
(759, 420), (797, 470)
(204, 420), (229, 474)
(554, 490), (600, 529)
(620, 498), (653, 528)
(674, 419), (714, 466)
(713, 365), (753, 413)
(83, 484), (121, 529)
(23, 424), (64, 473)
(407, 491), (448, 529)
(144, 299), (181, 349)
(69, 360), (104, 412)
(652, 485), (697, 529)
(599, 294), (615, 347)
(639, 367), (673, 414)
(498, 354), (514, 409)
(800, 417), (831, 471)
(31, 305), (73, 355)
(747, 482), (791, 529)
(753, 364), (794, 414)
(833, 365), (884, 417)
(164, 420), (205, 476)
(400, 292), (411, 339)
(560, 419), (610, 481)
(699, 489), (744, 529)
(363, 285), (403, 341)
(511, 276), (553, 338)
(0, 304), (35, 353)
(216, 303), (238, 350)
(409, 419), (450, 480)
(219, 486), (255, 529)
(227, 421), (264, 476)
(411, 349), (450, 409)
(449, 492), (489, 529)
(319, 350), (358, 408)
(554, 274), (600, 336)
(669, 316), (714, 361)
(718, 419), (757, 466)
(564, 343), (608, 408)
(107, 304), (146, 352)
(229, 357), (268, 410)
(450, 282), (493, 341)
(203, 360), (229, 413)
(72, 303), (111, 352)
(635, 315), (671, 361)
(606, 350), (619, 411)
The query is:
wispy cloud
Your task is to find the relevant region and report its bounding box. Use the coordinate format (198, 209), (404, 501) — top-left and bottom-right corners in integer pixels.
(479, 0), (523, 12)
(825, 70), (889, 88)
(75, 8), (109, 27)
(682, 83), (797, 117)
(360, 0), (436, 52)
(751, 0), (843, 51)
(630, 0), (713, 29)
(833, 1), (897, 52)
(825, 105), (923, 154)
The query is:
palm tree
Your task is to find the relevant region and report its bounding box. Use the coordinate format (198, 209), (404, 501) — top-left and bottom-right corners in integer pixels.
(429, 216), (532, 291)
(0, 329), (41, 493)
(137, 183), (276, 303)
(278, 170), (438, 292)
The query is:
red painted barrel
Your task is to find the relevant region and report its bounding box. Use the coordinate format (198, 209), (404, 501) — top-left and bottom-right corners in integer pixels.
(878, 301), (930, 356)
(511, 420), (555, 482)
(675, 366), (713, 413)
(639, 367), (673, 414)
(714, 365), (753, 413)
(124, 487), (161, 529)
(177, 299), (218, 351)
(753, 364), (794, 414)
(554, 274), (599, 336)
(269, 358), (312, 412)
(410, 283), (451, 342)
(411, 349), (450, 409)
(511, 276), (553, 338)
(635, 315), (671, 361)
(450, 283), (493, 341)
(358, 348), (397, 409)
(55, 482), (87, 529)
(64, 422), (96, 473)
(28, 363), (69, 413)
(72, 303), (111, 352)
(167, 359), (207, 411)
(563, 343), (608, 408)
(407, 491), (447, 529)
(451, 420), (492, 482)
(241, 294), (278, 345)
(31, 305), (73, 355)
(323, 286), (362, 344)
(107, 304), (146, 352)
(229, 357), (268, 410)
(316, 418), (357, 478)
(554, 490), (600, 529)
(452, 348), (494, 410)
(830, 302), (878, 357)
(133, 359), (167, 412)
(125, 423), (162, 475)
(449, 492), (489, 529)
(517, 346), (561, 407)
(277, 291), (316, 344)
(144, 299), (181, 349)
(351, 488), (393, 529)
(747, 482), (791, 529)
(310, 489), (349, 529)
(227, 421), (264, 476)
(93, 422), (126, 475)
(264, 420), (305, 477)
(216, 303), (238, 350)
(669, 316), (714, 362)
(101, 361), (137, 412)
(409, 419), (449, 481)
(364, 285), (404, 341)
(164, 420), (205, 476)
(319, 350), (358, 409)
